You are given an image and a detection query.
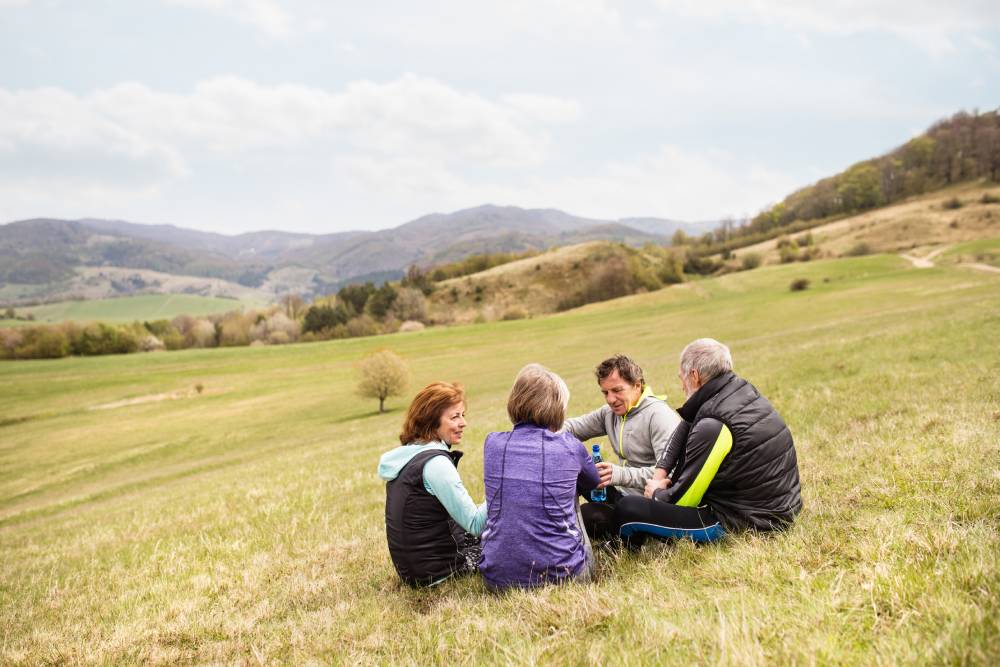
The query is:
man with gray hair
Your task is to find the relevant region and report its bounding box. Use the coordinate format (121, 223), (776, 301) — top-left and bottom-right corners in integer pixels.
(613, 338), (802, 545)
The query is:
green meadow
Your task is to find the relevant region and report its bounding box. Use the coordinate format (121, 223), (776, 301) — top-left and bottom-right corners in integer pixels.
(1, 254), (998, 665)
(0, 294), (247, 327)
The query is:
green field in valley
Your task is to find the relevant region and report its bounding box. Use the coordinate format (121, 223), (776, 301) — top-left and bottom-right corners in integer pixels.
(0, 294), (249, 327)
(1, 254), (998, 664)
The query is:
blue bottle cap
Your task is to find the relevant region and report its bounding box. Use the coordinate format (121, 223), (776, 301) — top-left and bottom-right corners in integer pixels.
(592, 444), (600, 452)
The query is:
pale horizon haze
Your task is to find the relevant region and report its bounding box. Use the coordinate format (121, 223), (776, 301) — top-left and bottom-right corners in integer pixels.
(1, 0), (998, 235)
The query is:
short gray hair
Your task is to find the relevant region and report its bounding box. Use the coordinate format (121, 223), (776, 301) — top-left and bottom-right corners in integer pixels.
(507, 363), (571, 431)
(679, 338), (733, 382)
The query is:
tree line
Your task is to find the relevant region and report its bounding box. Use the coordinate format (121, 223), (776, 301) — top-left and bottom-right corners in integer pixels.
(676, 109), (1000, 260)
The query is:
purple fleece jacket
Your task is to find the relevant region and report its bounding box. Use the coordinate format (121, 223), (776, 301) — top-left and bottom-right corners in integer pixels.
(479, 423), (601, 589)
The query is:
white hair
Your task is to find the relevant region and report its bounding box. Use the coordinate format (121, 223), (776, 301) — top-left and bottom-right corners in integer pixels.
(680, 338), (733, 382)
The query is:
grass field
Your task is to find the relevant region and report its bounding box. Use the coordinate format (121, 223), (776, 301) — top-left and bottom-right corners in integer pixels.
(0, 294), (247, 327)
(1, 254), (998, 665)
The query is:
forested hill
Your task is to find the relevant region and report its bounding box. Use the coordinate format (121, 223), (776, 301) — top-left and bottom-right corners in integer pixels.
(692, 109), (1000, 253)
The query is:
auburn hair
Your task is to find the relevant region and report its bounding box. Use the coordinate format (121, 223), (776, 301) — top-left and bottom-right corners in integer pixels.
(399, 381), (466, 444)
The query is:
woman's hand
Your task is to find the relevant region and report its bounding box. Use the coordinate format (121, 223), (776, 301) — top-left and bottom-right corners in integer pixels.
(595, 462), (614, 489)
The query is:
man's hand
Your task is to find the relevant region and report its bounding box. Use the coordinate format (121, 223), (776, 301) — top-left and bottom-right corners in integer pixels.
(595, 462), (614, 489)
(644, 476), (670, 498)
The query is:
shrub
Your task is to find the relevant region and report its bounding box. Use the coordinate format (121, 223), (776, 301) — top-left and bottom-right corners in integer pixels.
(268, 313), (300, 341)
(338, 283), (376, 314)
(391, 288), (428, 323)
(72, 323), (139, 356)
(366, 284), (398, 319)
(346, 314), (380, 338)
(14, 327), (70, 359)
(845, 242), (873, 257)
(683, 252), (721, 275)
(302, 303), (351, 334)
(399, 320), (426, 332)
(740, 253), (762, 270)
(217, 312), (253, 347)
(980, 192), (1000, 204)
(778, 237), (800, 264)
(139, 335), (165, 352)
(0, 328), (24, 359)
(657, 253), (685, 284)
(501, 308), (527, 321)
(268, 330), (291, 345)
(798, 246), (821, 262)
(186, 319), (217, 348)
(942, 197), (963, 210)
(161, 329), (185, 350)
(789, 278), (811, 292)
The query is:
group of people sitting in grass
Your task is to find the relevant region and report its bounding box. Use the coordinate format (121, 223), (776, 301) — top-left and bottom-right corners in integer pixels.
(377, 338), (802, 589)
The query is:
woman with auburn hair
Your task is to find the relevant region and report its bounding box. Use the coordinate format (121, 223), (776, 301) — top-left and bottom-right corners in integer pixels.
(377, 381), (486, 587)
(479, 364), (601, 589)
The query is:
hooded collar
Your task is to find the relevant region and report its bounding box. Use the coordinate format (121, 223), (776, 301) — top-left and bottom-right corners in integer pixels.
(625, 385), (667, 416)
(377, 440), (460, 481)
(677, 371), (735, 422)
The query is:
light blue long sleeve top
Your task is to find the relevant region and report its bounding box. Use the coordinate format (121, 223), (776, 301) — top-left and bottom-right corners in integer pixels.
(377, 441), (487, 536)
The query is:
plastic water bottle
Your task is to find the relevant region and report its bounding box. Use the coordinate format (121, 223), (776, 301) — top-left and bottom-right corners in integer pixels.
(590, 444), (607, 502)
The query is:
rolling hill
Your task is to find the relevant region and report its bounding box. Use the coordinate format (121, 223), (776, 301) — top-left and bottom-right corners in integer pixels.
(0, 207), (711, 307)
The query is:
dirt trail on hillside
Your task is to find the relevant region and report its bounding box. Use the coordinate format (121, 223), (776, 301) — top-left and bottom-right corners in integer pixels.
(960, 263), (1000, 274)
(901, 245), (951, 268)
(900, 245), (1000, 273)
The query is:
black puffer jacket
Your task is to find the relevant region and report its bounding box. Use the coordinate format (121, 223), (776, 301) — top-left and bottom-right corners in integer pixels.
(655, 371), (802, 531)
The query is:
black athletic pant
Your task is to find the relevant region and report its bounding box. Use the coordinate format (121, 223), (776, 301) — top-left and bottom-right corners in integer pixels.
(613, 494), (724, 547)
(579, 485), (627, 541)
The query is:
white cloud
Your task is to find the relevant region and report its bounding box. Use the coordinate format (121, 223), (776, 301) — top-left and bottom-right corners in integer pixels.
(378, 0), (624, 47)
(657, 0), (1000, 54)
(329, 143), (800, 226)
(523, 145), (800, 221)
(2, 74), (579, 160)
(0, 87), (187, 186)
(166, 0), (293, 38)
(0, 77), (585, 225)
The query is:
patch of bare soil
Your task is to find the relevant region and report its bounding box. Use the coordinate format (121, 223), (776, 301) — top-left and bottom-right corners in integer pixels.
(91, 386), (215, 410)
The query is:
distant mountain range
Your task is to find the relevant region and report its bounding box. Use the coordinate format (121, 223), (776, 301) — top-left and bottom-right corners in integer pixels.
(0, 205), (715, 305)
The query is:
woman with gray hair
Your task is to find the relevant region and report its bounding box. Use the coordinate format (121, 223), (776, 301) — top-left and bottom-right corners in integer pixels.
(479, 364), (602, 589)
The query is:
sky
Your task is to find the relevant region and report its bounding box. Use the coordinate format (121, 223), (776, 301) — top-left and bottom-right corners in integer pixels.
(1, 1), (998, 235)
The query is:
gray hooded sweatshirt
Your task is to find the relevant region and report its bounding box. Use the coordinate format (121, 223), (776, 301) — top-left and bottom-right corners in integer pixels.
(563, 386), (682, 494)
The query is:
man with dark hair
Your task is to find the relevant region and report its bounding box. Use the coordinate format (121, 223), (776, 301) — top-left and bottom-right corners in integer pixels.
(563, 354), (682, 539)
(614, 338), (803, 547)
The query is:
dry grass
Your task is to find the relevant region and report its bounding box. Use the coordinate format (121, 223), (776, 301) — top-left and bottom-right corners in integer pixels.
(731, 181), (1000, 265)
(1, 254), (998, 665)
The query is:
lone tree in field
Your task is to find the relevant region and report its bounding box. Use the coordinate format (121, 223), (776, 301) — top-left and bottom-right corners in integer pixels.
(357, 349), (409, 413)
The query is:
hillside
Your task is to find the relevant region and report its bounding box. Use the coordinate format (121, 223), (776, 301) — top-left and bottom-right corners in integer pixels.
(727, 181), (1000, 266)
(425, 241), (680, 324)
(0, 206), (697, 307)
(1, 254), (997, 663)
(689, 109), (1000, 255)
(421, 182), (1000, 325)
(0, 294), (247, 326)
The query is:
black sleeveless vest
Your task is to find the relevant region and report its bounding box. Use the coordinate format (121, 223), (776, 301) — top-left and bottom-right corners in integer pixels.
(384, 447), (465, 586)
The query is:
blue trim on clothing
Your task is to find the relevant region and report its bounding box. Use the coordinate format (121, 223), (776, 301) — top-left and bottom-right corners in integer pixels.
(618, 520), (725, 543)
